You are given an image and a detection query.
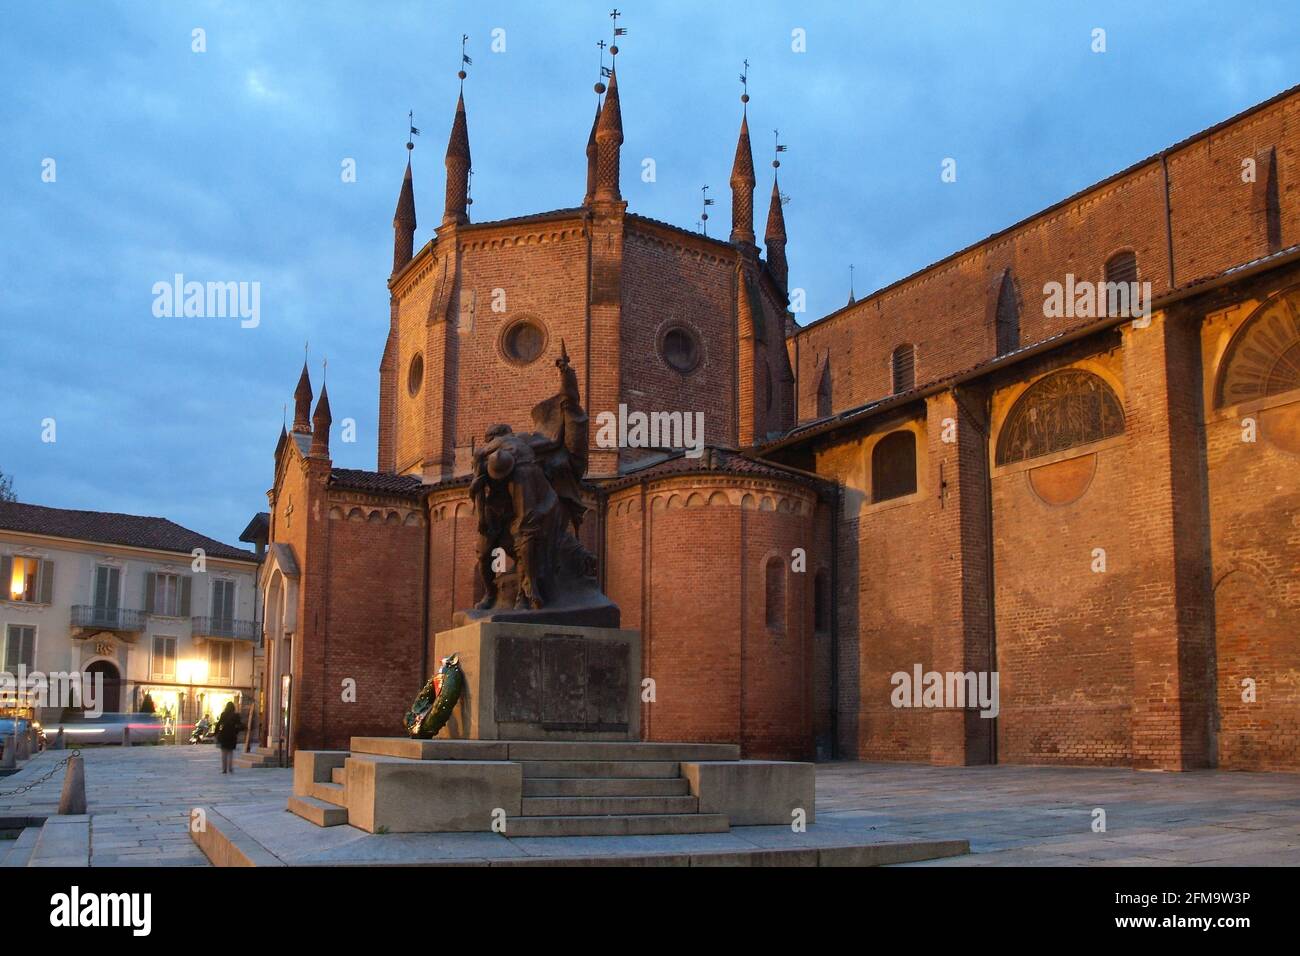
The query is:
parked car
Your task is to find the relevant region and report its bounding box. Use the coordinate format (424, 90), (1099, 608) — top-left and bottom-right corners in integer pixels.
(0, 717), (45, 756)
(55, 712), (165, 746)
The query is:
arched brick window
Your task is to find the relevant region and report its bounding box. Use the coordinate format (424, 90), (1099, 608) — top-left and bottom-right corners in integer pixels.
(996, 369), (1125, 466)
(1215, 284), (1300, 407)
(871, 430), (917, 502)
(764, 556), (785, 631)
(1104, 250), (1138, 286)
(813, 569), (830, 632)
(891, 344), (915, 394)
(995, 270), (1020, 355)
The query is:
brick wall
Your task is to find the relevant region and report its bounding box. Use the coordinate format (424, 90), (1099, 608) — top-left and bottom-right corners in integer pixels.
(1200, 270), (1300, 770)
(794, 87), (1300, 426)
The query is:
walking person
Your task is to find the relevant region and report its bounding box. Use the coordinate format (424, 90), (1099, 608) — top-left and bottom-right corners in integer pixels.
(215, 701), (244, 774)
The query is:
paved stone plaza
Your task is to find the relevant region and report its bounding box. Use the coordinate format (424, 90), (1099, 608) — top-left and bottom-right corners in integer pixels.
(2, 746), (1297, 866)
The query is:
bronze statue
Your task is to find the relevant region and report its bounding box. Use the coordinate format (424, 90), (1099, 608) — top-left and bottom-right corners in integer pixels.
(462, 341), (615, 626)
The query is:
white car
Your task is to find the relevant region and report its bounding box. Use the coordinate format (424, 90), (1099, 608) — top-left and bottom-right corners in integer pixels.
(54, 712), (166, 746)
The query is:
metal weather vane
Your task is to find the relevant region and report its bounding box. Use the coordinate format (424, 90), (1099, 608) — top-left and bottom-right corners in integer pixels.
(700, 185), (715, 236)
(459, 33), (471, 87)
(610, 8), (626, 53)
(773, 129), (790, 205)
(407, 110), (419, 152)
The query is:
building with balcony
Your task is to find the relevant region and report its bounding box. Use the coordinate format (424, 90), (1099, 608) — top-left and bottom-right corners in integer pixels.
(0, 501), (260, 727)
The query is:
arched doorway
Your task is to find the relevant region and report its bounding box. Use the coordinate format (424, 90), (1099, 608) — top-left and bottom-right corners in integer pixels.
(86, 660), (122, 713)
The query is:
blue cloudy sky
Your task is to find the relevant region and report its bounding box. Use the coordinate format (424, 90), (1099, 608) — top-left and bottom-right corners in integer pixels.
(1, 1), (1295, 546)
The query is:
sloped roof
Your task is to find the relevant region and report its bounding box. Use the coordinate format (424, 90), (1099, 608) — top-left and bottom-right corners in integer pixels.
(328, 468), (426, 497)
(0, 501), (255, 562)
(601, 446), (825, 492)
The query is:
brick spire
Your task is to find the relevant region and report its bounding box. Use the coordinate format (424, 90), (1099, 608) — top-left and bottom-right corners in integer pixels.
(730, 112), (756, 246)
(443, 91), (471, 225)
(292, 362), (313, 434)
(393, 158), (416, 273)
(593, 66), (623, 202)
(764, 174), (787, 290)
(309, 383), (332, 458)
(583, 102), (600, 205)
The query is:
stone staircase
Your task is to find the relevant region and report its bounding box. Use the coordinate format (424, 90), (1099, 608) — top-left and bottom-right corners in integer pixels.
(233, 745), (285, 769)
(510, 753), (728, 836)
(287, 739), (795, 837)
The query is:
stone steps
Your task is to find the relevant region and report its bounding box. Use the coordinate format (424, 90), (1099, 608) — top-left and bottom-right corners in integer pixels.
(348, 738), (740, 764)
(310, 781), (348, 808)
(518, 760), (681, 778)
(507, 741), (740, 762)
(507, 812), (730, 838)
(288, 795), (349, 827)
(522, 795), (699, 817)
(523, 776), (690, 797)
(233, 747), (282, 768)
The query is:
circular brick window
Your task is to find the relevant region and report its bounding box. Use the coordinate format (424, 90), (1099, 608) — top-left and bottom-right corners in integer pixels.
(661, 325), (701, 374)
(502, 318), (546, 365)
(407, 353), (424, 396)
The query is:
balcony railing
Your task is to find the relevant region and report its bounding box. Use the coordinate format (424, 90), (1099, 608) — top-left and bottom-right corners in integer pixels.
(70, 605), (146, 632)
(191, 617), (261, 642)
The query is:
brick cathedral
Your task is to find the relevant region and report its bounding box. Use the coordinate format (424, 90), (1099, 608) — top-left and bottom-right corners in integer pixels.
(254, 55), (1300, 773)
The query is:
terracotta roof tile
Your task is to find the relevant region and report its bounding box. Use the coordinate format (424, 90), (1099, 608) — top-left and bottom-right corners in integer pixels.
(328, 468), (426, 497)
(0, 501), (255, 562)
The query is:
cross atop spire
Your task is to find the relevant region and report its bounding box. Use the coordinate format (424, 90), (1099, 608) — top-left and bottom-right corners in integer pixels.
(739, 59), (750, 112)
(609, 8), (626, 54)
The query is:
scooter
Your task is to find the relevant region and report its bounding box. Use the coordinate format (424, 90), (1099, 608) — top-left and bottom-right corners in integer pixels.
(189, 716), (215, 744)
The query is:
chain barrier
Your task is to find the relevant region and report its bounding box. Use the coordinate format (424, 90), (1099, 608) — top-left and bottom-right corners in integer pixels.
(0, 749), (82, 798)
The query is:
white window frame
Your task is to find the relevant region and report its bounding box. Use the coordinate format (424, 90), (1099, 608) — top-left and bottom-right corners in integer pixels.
(4, 622), (38, 672)
(207, 639), (234, 685)
(150, 635), (178, 682)
(154, 572), (182, 617)
(91, 563), (124, 610)
(211, 578), (237, 624)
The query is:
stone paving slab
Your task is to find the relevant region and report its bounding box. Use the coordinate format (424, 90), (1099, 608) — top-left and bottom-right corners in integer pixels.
(203, 799), (966, 866)
(2, 745), (1298, 866)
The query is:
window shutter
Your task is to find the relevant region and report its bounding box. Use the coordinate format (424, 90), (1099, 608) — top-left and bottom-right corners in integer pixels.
(38, 560), (54, 604)
(145, 573), (157, 614)
(180, 576), (192, 617)
(1, 556), (11, 600)
(19, 628), (34, 669)
(3, 627), (13, 670)
(94, 567), (108, 608)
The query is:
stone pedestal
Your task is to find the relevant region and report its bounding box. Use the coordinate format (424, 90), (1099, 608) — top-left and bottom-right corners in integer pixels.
(433, 621), (641, 742)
